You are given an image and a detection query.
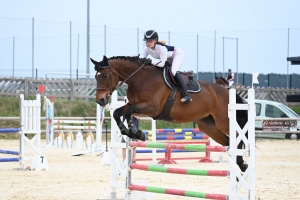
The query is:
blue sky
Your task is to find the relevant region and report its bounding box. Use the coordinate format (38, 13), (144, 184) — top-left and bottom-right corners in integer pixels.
(0, 0), (299, 79)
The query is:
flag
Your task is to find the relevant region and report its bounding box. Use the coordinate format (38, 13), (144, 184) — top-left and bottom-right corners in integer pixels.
(252, 72), (259, 84)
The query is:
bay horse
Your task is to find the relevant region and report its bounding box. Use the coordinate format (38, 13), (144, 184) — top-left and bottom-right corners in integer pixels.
(214, 76), (229, 87)
(215, 76), (243, 87)
(91, 56), (248, 172)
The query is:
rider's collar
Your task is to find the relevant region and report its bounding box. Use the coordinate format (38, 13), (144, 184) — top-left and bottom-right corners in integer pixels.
(150, 43), (157, 50)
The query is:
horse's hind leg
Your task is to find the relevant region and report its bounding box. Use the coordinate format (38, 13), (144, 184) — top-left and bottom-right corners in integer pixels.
(237, 139), (248, 172)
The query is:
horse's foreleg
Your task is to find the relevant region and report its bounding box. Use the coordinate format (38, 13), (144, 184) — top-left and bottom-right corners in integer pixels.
(123, 111), (137, 133)
(122, 112), (145, 141)
(113, 105), (129, 136)
(122, 103), (156, 141)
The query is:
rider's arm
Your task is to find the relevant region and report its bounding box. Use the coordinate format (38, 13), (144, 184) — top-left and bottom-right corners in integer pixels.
(151, 45), (168, 67)
(229, 73), (234, 81)
(140, 47), (149, 58)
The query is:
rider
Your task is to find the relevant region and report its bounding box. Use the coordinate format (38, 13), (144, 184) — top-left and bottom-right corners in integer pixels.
(140, 30), (192, 104)
(226, 69), (235, 87)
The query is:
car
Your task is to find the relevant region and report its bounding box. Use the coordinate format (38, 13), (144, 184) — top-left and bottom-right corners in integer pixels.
(245, 99), (300, 139)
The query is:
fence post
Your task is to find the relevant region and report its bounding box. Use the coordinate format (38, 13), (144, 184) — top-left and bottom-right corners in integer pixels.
(24, 78), (29, 97)
(70, 79), (74, 100)
(267, 87), (271, 100)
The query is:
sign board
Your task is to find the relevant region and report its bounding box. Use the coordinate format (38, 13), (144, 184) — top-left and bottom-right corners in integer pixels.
(262, 120), (297, 131)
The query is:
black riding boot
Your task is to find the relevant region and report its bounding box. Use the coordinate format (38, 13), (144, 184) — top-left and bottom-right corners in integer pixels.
(174, 72), (192, 104)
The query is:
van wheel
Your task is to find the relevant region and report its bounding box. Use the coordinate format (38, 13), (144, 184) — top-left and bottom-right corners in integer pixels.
(286, 133), (299, 139)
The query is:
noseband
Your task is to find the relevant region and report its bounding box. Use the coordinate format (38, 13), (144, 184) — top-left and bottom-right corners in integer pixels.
(96, 61), (146, 98)
(95, 63), (118, 98)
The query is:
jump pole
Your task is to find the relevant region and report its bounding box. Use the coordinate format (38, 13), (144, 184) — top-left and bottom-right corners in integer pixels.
(129, 163), (229, 177)
(130, 141), (228, 152)
(0, 128), (21, 164)
(0, 158), (20, 162)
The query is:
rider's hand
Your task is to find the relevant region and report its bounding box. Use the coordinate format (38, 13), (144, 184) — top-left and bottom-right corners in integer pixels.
(140, 58), (152, 65)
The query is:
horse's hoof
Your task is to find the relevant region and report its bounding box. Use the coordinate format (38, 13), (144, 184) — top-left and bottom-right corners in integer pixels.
(136, 130), (146, 141)
(240, 163), (248, 172)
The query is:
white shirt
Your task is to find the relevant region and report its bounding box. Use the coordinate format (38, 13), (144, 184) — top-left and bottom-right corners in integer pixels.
(140, 43), (176, 67)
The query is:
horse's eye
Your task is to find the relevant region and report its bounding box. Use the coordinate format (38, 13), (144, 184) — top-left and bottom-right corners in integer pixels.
(102, 74), (108, 79)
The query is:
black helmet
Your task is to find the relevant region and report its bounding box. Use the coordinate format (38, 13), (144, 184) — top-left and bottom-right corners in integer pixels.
(143, 30), (158, 41)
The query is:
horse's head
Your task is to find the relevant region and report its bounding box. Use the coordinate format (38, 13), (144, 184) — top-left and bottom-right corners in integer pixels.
(91, 56), (119, 106)
(215, 76), (228, 87)
(214, 76), (219, 83)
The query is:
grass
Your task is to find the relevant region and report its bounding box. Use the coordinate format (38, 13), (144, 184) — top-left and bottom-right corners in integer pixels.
(290, 105), (300, 116)
(0, 96), (299, 140)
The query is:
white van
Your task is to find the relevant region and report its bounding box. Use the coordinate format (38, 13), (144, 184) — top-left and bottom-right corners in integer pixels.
(250, 99), (300, 139)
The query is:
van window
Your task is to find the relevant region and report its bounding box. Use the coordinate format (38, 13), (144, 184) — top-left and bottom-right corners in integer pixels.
(255, 103), (261, 116)
(265, 104), (287, 118)
(279, 105), (300, 118)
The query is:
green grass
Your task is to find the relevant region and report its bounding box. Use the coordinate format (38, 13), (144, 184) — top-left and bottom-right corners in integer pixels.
(0, 96), (299, 140)
(290, 105), (300, 116)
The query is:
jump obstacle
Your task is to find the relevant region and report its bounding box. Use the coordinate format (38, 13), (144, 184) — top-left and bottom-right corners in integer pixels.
(44, 96), (105, 156)
(137, 128), (215, 164)
(100, 88), (256, 200)
(0, 94), (49, 170)
(0, 130), (20, 163)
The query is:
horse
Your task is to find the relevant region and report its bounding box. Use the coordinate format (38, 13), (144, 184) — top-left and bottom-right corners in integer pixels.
(215, 76), (243, 88)
(91, 55), (248, 172)
(214, 76), (229, 87)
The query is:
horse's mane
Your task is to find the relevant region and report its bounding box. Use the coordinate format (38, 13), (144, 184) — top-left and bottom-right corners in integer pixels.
(109, 56), (140, 62)
(219, 77), (228, 83)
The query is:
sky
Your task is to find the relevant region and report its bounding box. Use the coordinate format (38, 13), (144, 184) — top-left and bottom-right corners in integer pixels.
(0, 0), (300, 79)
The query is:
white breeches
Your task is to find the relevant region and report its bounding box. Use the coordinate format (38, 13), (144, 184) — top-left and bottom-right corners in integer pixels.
(171, 48), (185, 76)
(228, 80), (234, 87)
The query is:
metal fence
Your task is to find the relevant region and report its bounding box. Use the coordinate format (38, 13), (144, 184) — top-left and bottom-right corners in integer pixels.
(1, 17), (300, 88)
(1, 77), (299, 104)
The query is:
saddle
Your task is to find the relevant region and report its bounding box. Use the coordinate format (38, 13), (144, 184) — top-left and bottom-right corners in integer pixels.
(163, 66), (201, 93)
(153, 66), (201, 122)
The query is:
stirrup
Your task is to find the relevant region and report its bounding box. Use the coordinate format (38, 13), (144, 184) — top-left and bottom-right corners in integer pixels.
(181, 96), (192, 104)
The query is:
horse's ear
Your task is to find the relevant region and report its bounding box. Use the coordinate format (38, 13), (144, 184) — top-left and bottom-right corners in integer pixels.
(102, 55), (109, 66)
(90, 58), (98, 65)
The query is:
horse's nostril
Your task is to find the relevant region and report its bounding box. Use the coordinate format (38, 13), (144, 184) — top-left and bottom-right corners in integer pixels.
(96, 98), (106, 106)
(96, 99), (101, 105)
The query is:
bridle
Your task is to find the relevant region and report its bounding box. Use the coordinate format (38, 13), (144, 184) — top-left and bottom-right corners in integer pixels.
(95, 60), (146, 98)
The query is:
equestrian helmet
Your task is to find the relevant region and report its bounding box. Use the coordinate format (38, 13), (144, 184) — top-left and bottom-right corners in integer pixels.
(143, 30), (158, 41)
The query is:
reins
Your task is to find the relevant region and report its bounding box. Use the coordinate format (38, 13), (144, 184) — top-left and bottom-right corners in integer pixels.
(112, 63), (146, 93)
(107, 62), (146, 96)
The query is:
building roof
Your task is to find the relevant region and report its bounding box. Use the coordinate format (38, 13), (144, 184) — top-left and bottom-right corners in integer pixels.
(287, 56), (300, 65)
